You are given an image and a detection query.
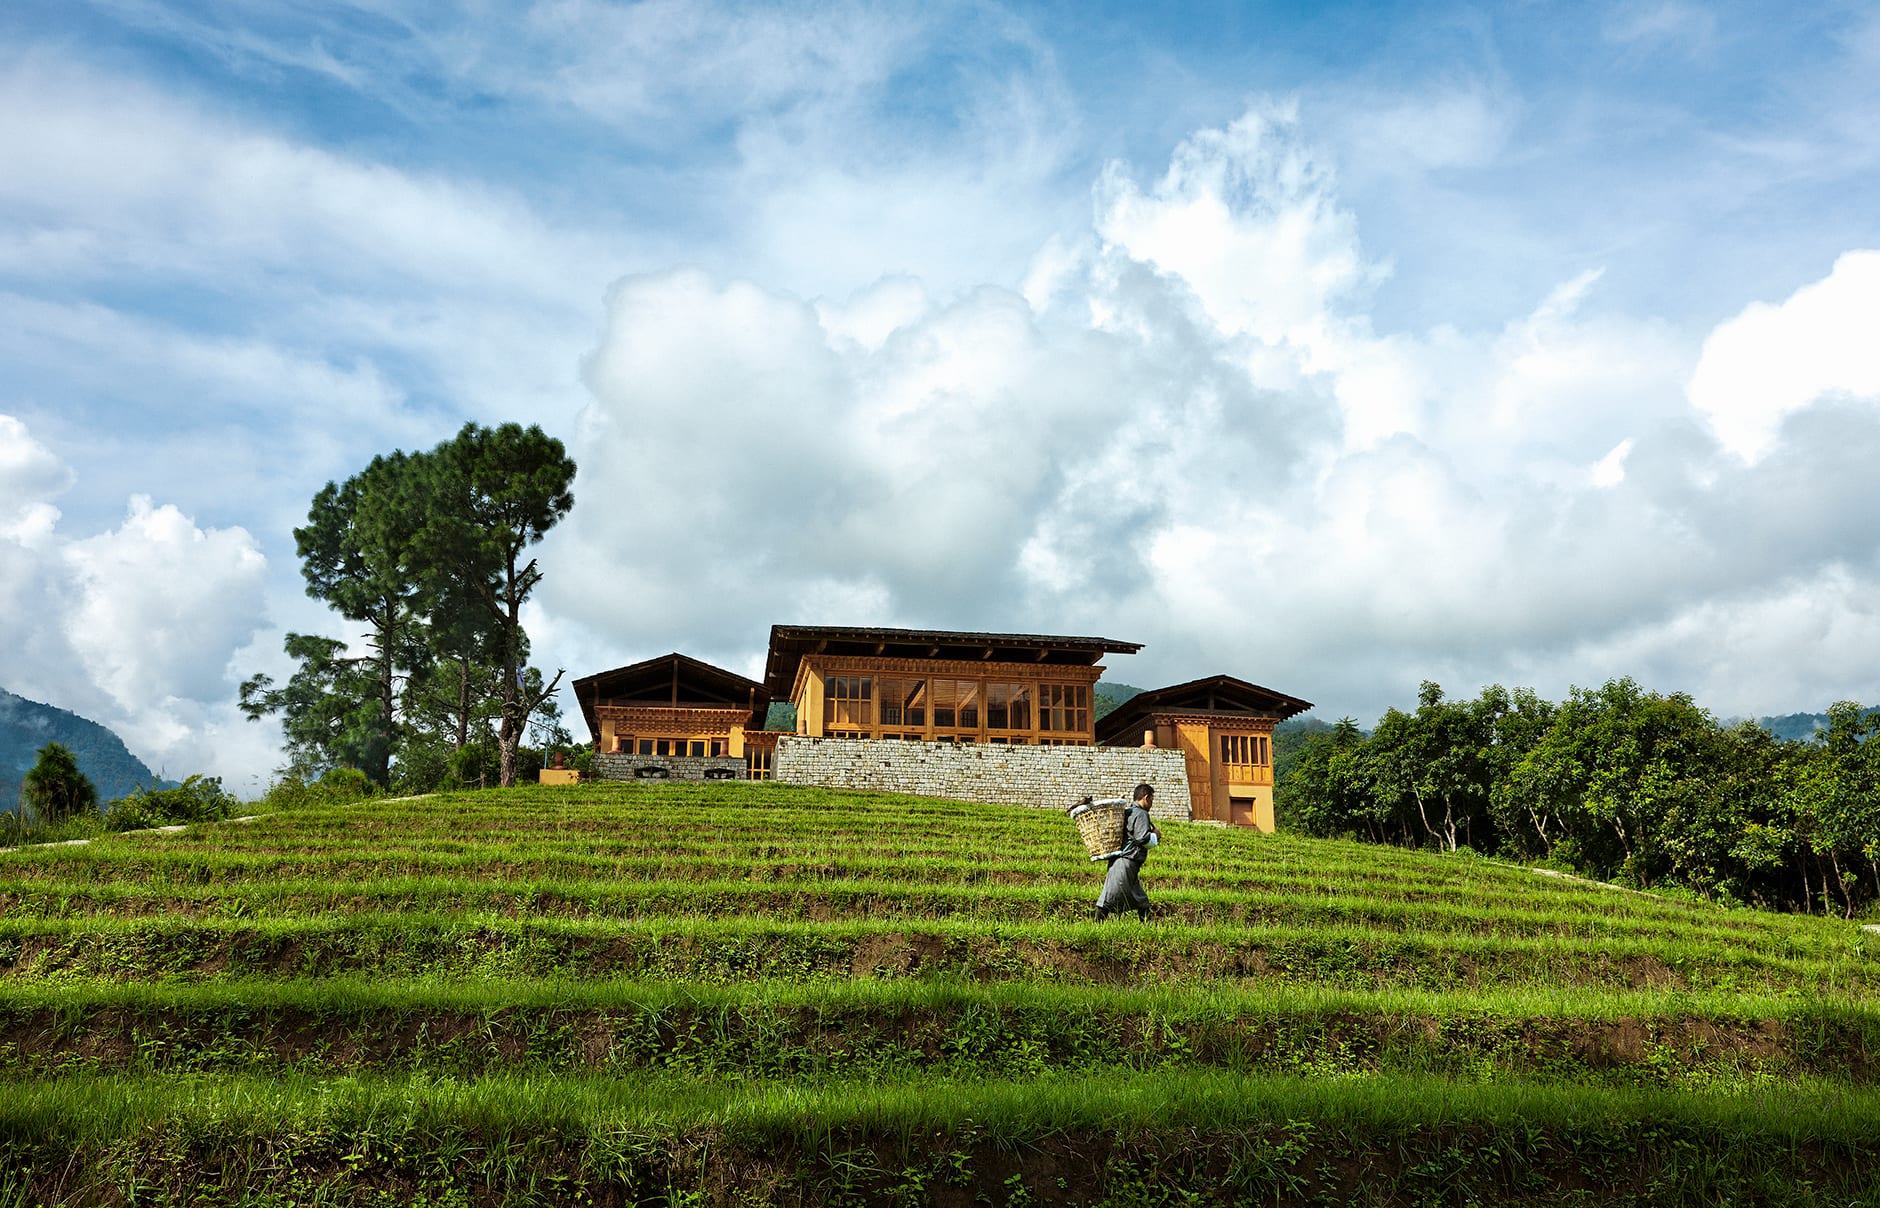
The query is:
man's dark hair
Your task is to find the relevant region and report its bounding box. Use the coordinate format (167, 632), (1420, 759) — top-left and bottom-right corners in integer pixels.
(1133, 782), (1154, 802)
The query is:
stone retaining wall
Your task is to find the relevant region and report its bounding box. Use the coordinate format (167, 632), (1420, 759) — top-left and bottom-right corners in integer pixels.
(593, 753), (747, 782)
(773, 737), (1190, 820)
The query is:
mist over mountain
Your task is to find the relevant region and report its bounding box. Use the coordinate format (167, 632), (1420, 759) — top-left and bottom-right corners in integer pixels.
(1747, 710), (1880, 742)
(0, 687), (170, 811)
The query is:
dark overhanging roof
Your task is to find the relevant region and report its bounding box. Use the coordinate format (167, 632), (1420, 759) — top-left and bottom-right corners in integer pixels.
(572, 652), (769, 743)
(763, 624), (1143, 698)
(1094, 674), (1313, 744)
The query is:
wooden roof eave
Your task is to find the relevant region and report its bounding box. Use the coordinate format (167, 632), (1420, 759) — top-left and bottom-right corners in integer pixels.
(1094, 675), (1313, 744)
(572, 651), (771, 742)
(764, 623), (1143, 698)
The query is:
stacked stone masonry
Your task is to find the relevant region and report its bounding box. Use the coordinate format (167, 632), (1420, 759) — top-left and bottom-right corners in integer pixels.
(593, 753), (747, 782)
(773, 737), (1191, 820)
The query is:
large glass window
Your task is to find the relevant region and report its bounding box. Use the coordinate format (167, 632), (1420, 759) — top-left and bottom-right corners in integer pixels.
(1009, 684), (1031, 732)
(1038, 684), (1089, 734)
(987, 683), (1031, 731)
(930, 679), (981, 734)
(878, 677), (927, 728)
(824, 676), (872, 728)
(956, 680), (979, 729)
(932, 679), (957, 729)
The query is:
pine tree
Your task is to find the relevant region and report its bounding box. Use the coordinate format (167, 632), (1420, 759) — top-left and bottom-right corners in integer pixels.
(22, 741), (97, 823)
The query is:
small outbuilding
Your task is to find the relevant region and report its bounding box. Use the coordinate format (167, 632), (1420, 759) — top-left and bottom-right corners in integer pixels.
(572, 652), (770, 760)
(1094, 675), (1312, 832)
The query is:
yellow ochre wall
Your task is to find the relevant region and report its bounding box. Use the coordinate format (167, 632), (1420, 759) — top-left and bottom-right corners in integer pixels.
(1144, 714), (1279, 832)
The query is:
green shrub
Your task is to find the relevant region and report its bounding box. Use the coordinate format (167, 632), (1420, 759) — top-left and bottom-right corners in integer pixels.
(391, 739), (453, 796)
(316, 767), (377, 802)
(252, 767), (380, 812)
(106, 775), (239, 831)
(447, 743), (545, 788)
(22, 742), (98, 824)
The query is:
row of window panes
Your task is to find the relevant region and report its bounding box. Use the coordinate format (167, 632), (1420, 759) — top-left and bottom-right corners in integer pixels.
(616, 736), (727, 757)
(1220, 734), (1271, 767)
(825, 677), (1088, 734)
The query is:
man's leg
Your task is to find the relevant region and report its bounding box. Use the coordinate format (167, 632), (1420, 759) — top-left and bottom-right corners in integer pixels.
(1096, 858), (1130, 921)
(1125, 862), (1151, 921)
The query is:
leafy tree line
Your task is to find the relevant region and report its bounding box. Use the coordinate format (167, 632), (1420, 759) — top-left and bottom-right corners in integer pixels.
(240, 422), (577, 791)
(1277, 679), (1880, 917)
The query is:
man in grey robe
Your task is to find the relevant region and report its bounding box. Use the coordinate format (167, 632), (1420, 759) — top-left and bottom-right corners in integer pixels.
(1094, 783), (1157, 922)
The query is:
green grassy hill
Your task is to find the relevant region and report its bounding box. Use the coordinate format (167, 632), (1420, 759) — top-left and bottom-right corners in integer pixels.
(4, 783), (1878, 1205)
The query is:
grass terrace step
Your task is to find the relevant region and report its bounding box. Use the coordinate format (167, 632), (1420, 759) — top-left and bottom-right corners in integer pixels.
(4, 1071), (1880, 1206)
(4, 979), (1877, 1087)
(0, 876), (1851, 946)
(2, 913), (1873, 994)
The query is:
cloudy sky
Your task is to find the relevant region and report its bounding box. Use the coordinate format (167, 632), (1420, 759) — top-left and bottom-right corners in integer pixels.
(3, 0), (1879, 792)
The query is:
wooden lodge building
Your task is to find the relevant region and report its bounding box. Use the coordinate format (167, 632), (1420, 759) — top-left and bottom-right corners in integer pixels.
(572, 624), (1311, 831)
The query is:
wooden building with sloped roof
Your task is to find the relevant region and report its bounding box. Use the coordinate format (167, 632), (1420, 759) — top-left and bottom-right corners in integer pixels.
(573, 633), (1313, 813)
(1094, 675), (1313, 832)
(763, 624), (1143, 747)
(572, 653), (770, 761)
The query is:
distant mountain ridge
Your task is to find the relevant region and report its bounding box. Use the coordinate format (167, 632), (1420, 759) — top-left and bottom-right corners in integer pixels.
(1748, 710), (1880, 742)
(0, 687), (169, 812)
(1754, 713), (1830, 742)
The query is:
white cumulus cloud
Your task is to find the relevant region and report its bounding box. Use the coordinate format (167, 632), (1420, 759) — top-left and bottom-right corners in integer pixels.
(0, 417), (278, 786)
(1688, 250), (1880, 462)
(0, 412), (72, 544)
(62, 496), (270, 710)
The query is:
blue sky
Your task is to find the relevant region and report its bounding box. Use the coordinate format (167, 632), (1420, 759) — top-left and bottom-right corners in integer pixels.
(3, 0), (1879, 791)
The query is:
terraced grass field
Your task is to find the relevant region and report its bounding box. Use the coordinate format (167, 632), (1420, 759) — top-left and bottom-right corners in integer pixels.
(4, 782), (1879, 1205)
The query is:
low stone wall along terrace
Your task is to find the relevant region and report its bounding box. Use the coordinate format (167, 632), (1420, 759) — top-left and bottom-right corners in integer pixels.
(772, 737), (1191, 820)
(593, 753), (748, 782)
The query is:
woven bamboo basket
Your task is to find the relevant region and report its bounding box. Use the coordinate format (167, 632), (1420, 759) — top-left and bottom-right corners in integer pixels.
(1069, 798), (1128, 858)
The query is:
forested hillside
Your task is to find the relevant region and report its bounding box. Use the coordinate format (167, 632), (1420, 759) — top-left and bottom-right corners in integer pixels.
(0, 687), (166, 812)
(1092, 679), (1142, 720)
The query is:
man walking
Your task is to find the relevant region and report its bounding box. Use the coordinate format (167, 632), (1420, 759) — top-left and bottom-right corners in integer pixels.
(1094, 783), (1158, 922)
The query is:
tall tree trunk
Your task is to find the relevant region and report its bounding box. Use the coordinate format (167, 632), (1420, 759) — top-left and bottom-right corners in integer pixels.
(1830, 849), (1853, 919)
(375, 600), (397, 786)
(453, 654), (471, 750)
(1412, 789), (1459, 853)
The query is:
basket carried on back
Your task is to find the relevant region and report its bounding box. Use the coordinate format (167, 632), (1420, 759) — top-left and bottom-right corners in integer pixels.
(1068, 798), (1129, 858)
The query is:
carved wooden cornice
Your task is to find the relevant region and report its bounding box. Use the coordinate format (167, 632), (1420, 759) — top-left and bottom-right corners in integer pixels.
(801, 654), (1103, 683)
(1149, 712), (1278, 732)
(596, 705), (750, 729)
